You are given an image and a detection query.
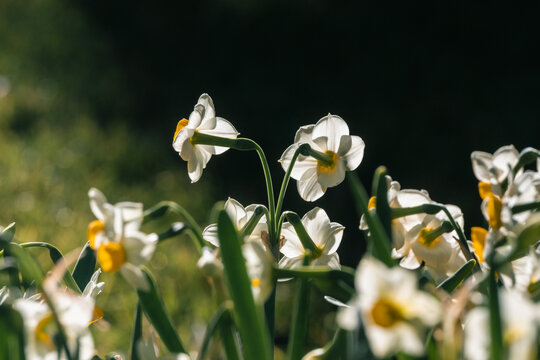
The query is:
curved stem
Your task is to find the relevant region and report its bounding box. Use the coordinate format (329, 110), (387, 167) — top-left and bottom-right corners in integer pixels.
(276, 144), (311, 219)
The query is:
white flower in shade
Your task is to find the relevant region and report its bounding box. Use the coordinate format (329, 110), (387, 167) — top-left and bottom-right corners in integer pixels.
(338, 257), (441, 358)
(243, 241), (273, 304)
(464, 290), (539, 360)
(172, 93), (239, 183)
(279, 114), (365, 202)
(197, 246), (223, 277)
(88, 188), (158, 291)
(471, 145), (520, 196)
(279, 207), (344, 269)
(400, 204), (467, 283)
(203, 198), (268, 247)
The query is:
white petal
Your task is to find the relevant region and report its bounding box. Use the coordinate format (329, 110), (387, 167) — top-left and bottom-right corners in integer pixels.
(312, 253), (341, 269)
(278, 256), (305, 269)
(187, 146), (212, 183)
(224, 198), (247, 230)
(280, 223), (305, 258)
(202, 223), (219, 247)
(123, 231), (158, 265)
(312, 114), (350, 153)
(316, 157), (346, 188)
(297, 167), (326, 201)
(492, 145), (519, 182)
(279, 144), (318, 180)
(293, 124), (316, 144)
(196, 93), (216, 125)
(338, 135), (365, 171)
(471, 151), (493, 182)
(88, 188), (109, 221)
(201, 117), (239, 155)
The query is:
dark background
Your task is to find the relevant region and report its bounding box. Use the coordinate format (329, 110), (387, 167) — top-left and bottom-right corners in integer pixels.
(3, 0), (540, 266)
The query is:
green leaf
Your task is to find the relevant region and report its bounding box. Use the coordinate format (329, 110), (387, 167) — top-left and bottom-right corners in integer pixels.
(373, 166), (392, 243)
(217, 210), (271, 360)
(0, 223), (16, 244)
(130, 302), (143, 360)
(197, 303), (239, 360)
(136, 267), (187, 354)
(488, 269), (504, 360)
(20, 242), (81, 293)
(347, 172), (393, 267)
(0, 305), (26, 360)
(437, 259), (476, 293)
(72, 243), (97, 292)
(4, 243), (44, 286)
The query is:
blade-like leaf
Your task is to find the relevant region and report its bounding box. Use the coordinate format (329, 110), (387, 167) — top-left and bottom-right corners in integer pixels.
(72, 243), (96, 292)
(0, 305), (26, 360)
(130, 302), (143, 360)
(437, 259), (476, 293)
(136, 267), (186, 354)
(217, 210), (271, 360)
(373, 166), (392, 243)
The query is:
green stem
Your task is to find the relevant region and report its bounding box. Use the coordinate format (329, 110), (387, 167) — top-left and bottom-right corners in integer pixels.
(144, 201), (204, 254)
(276, 144), (311, 217)
(283, 211), (322, 258)
(130, 302), (143, 360)
(307, 147), (334, 166)
(488, 268), (503, 360)
(287, 255), (311, 360)
(240, 205), (268, 239)
(512, 200), (540, 214)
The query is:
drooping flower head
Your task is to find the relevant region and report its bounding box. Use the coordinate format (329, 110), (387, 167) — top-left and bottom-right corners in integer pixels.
(88, 188), (157, 290)
(279, 114), (365, 201)
(172, 93), (239, 183)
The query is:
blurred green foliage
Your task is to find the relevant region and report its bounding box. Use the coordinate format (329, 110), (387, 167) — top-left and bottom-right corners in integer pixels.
(0, 0), (337, 357)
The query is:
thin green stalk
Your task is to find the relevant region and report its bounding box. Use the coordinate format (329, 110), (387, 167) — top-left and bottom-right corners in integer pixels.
(283, 211), (322, 258)
(275, 144), (311, 218)
(488, 268), (503, 360)
(287, 255), (311, 360)
(130, 302), (143, 360)
(240, 205), (268, 239)
(144, 201), (204, 253)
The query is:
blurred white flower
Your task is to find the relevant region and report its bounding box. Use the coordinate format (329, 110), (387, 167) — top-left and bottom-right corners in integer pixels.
(464, 290), (539, 360)
(471, 145), (520, 196)
(172, 93), (239, 183)
(279, 114), (365, 201)
(279, 207), (344, 269)
(197, 246), (223, 277)
(202, 198), (268, 247)
(243, 241), (273, 304)
(338, 257), (441, 358)
(88, 188), (157, 290)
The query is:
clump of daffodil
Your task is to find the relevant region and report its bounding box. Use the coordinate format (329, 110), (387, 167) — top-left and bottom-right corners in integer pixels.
(172, 93), (239, 183)
(202, 198), (268, 248)
(87, 187), (158, 290)
(279, 114), (365, 201)
(8, 270), (104, 360)
(338, 257), (441, 358)
(279, 207), (344, 269)
(464, 289), (539, 360)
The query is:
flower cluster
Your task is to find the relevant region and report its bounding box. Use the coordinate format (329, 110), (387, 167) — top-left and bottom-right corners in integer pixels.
(2, 94), (540, 360)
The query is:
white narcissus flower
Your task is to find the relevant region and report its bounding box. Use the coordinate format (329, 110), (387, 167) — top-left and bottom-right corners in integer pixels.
(88, 188), (158, 291)
(243, 241), (273, 304)
(471, 145), (520, 196)
(279, 114), (365, 202)
(338, 257), (441, 358)
(197, 246), (223, 278)
(464, 290), (539, 360)
(172, 93), (239, 183)
(202, 198), (268, 247)
(279, 207), (344, 269)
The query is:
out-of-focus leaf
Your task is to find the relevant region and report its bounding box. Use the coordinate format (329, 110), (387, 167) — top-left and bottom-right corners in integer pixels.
(373, 166), (392, 244)
(72, 243), (96, 292)
(130, 302), (143, 360)
(136, 267), (187, 354)
(0, 305), (26, 360)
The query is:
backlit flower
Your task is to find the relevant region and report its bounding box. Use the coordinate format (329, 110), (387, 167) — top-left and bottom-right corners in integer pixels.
(88, 188), (157, 290)
(279, 114), (365, 201)
(202, 198), (268, 247)
(172, 93), (239, 183)
(338, 257), (441, 358)
(279, 207), (344, 269)
(243, 241), (273, 304)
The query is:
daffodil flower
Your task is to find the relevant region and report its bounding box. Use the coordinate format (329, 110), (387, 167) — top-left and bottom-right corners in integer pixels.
(464, 290), (539, 360)
(88, 187), (158, 290)
(471, 145), (520, 197)
(338, 257), (441, 358)
(243, 241), (273, 304)
(279, 207), (344, 269)
(10, 270), (104, 360)
(172, 93), (239, 183)
(279, 114), (365, 202)
(202, 198), (268, 247)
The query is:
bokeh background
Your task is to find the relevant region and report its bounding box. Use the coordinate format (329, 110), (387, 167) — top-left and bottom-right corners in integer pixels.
(1, 0), (539, 357)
